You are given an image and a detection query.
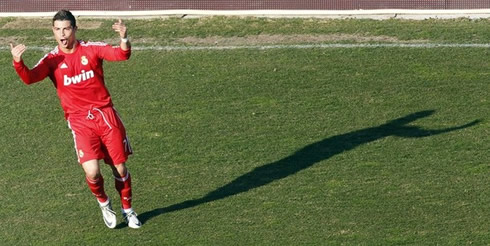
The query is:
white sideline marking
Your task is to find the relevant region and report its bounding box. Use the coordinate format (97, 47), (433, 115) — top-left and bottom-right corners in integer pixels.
(1, 43), (490, 52)
(131, 43), (490, 51)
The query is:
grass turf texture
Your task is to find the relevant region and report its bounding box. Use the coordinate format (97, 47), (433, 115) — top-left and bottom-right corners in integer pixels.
(0, 17), (489, 245)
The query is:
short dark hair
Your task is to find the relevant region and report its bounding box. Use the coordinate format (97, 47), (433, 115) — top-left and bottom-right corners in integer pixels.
(53, 10), (76, 27)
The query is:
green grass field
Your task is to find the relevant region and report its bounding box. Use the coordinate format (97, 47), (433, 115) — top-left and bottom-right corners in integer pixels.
(0, 17), (488, 245)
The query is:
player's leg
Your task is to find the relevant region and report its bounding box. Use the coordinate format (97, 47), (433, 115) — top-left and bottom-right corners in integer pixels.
(110, 163), (132, 210)
(68, 117), (116, 228)
(68, 115), (106, 202)
(82, 159), (108, 202)
(109, 163), (141, 228)
(82, 159), (117, 229)
(100, 107), (141, 228)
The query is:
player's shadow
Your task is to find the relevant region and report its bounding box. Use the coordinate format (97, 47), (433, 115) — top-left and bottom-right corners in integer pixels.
(138, 110), (479, 224)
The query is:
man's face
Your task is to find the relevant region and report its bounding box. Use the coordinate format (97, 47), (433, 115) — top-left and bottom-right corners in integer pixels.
(52, 20), (77, 50)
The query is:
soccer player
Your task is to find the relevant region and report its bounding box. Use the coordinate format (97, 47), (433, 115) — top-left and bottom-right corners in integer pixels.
(10, 10), (141, 229)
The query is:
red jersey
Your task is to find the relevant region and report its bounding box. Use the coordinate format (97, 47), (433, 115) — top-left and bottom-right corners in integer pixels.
(13, 40), (131, 119)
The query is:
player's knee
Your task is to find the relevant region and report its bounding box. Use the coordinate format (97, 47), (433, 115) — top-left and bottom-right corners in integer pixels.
(112, 163), (127, 178)
(85, 171), (101, 180)
(82, 159), (101, 179)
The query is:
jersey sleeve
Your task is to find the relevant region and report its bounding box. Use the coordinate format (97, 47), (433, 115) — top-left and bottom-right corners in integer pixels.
(12, 55), (51, 85)
(96, 44), (131, 61)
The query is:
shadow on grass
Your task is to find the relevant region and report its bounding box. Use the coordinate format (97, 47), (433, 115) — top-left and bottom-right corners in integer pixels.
(138, 110), (479, 224)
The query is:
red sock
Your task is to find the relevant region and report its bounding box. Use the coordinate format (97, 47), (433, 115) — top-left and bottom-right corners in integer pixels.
(85, 176), (108, 203)
(115, 172), (132, 209)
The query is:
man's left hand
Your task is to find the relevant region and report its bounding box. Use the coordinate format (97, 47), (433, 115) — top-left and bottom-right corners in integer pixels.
(112, 19), (127, 38)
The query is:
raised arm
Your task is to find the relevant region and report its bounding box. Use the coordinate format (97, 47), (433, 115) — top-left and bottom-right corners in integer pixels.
(11, 43), (50, 85)
(97, 19), (131, 61)
(10, 43), (26, 63)
(112, 19), (130, 51)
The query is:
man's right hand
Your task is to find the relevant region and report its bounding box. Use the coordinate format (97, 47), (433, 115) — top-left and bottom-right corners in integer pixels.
(10, 43), (26, 63)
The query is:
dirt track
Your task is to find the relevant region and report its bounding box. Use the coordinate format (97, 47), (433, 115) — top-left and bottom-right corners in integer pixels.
(1, 0), (489, 12)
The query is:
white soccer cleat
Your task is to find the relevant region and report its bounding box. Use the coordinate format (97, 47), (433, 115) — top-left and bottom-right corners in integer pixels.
(99, 200), (117, 229)
(123, 210), (142, 229)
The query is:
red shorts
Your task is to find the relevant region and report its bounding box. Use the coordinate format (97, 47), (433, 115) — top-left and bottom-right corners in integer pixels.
(67, 107), (133, 165)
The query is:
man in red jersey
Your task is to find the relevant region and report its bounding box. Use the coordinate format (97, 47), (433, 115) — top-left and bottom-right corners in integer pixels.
(11, 10), (141, 229)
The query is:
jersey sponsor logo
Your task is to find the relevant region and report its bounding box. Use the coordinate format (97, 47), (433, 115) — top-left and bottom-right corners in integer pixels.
(64, 70), (95, 86)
